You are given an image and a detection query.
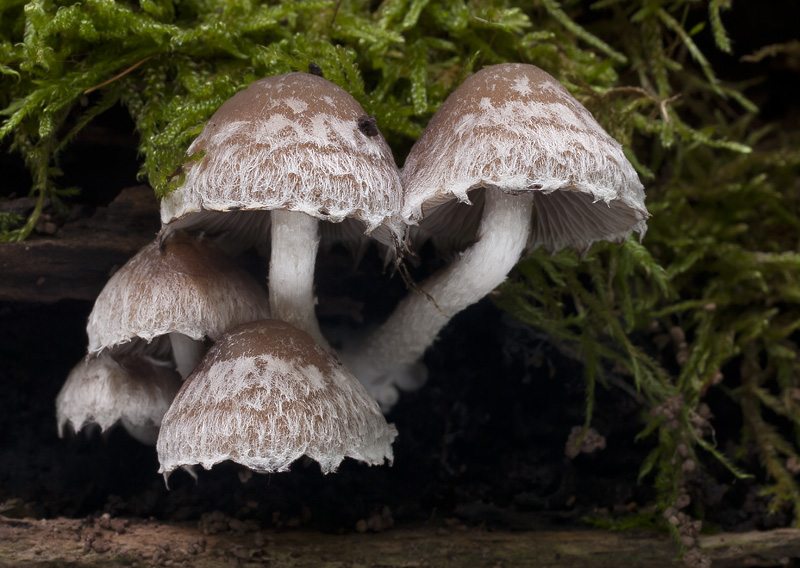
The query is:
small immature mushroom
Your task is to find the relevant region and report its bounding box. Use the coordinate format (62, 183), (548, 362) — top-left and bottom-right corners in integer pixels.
(88, 231), (270, 378)
(156, 319), (397, 479)
(159, 72), (404, 348)
(56, 352), (181, 445)
(345, 63), (649, 407)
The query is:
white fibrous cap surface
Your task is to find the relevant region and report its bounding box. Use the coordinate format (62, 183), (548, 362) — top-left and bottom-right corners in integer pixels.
(161, 73), (404, 243)
(87, 233), (271, 353)
(56, 352), (181, 444)
(156, 319), (397, 476)
(401, 63), (649, 253)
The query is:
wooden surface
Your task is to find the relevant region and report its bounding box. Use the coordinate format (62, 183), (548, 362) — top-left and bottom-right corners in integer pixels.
(2, 515), (800, 567)
(0, 186), (160, 303)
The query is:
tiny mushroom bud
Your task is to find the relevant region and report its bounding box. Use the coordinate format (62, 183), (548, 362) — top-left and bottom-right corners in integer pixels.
(345, 63), (649, 407)
(156, 319), (397, 480)
(87, 231), (270, 378)
(56, 352), (181, 445)
(159, 73), (403, 349)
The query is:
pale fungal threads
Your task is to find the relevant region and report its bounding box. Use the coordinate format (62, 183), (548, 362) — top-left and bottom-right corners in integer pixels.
(156, 319), (397, 480)
(342, 63), (649, 408)
(159, 72), (404, 349)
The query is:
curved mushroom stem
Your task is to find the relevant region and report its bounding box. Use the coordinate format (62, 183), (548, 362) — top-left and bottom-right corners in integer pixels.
(343, 188), (534, 408)
(269, 210), (330, 349)
(168, 332), (206, 380)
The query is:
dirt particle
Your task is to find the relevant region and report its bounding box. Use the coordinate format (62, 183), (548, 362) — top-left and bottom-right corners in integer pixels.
(199, 511), (231, 535)
(187, 537), (206, 555)
(357, 115), (379, 137)
(91, 539), (111, 553)
(564, 426), (606, 459)
(308, 62), (324, 77)
(231, 545), (251, 559)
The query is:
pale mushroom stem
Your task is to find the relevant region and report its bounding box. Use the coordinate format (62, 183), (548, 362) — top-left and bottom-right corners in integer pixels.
(168, 332), (205, 379)
(346, 188), (535, 406)
(269, 210), (330, 349)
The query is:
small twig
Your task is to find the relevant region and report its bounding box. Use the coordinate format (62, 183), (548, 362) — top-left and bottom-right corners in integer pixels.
(600, 86), (681, 124)
(84, 56), (155, 95)
(601, 85), (655, 99)
(658, 94), (681, 124)
(397, 261), (448, 318)
(741, 39), (800, 63)
(327, 0), (343, 34)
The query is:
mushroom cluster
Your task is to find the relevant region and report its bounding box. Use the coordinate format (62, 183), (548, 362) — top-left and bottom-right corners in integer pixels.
(57, 232), (272, 441)
(57, 63), (648, 482)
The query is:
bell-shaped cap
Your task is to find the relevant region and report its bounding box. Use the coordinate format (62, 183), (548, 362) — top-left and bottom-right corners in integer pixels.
(401, 63), (649, 254)
(160, 72), (404, 249)
(56, 352), (181, 445)
(87, 232), (270, 354)
(156, 319), (397, 477)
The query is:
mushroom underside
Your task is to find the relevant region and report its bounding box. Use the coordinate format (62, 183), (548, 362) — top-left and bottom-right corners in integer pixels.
(158, 210), (272, 256)
(411, 186), (647, 259)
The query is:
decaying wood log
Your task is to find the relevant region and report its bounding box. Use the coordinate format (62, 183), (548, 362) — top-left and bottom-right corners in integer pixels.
(0, 186), (160, 303)
(1, 515), (799, 567)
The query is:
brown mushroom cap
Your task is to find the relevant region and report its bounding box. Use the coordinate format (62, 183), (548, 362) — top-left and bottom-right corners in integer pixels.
(401, 63), (648, 254)
(56, 352), (181, 445)
(156, 319), (397, 476)
(87, 232), (270, 354)
(160, 72), (403, 246)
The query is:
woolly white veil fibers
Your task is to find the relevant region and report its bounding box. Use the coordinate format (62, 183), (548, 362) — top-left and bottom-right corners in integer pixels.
(401, 63), (649, 253)
(157, 320), (397, 478)
(160, 72), (404, 249)
(87, 232), (270, 353)
(56, 352), (181, 445)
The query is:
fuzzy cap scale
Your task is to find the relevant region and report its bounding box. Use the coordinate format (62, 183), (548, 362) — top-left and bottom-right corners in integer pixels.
(160, 73), (404, 244)
(156, 319), (397, 476)
(401, 63), (649, 253)
(56, 353), (181, 445)
(87, 232), (270, 353)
